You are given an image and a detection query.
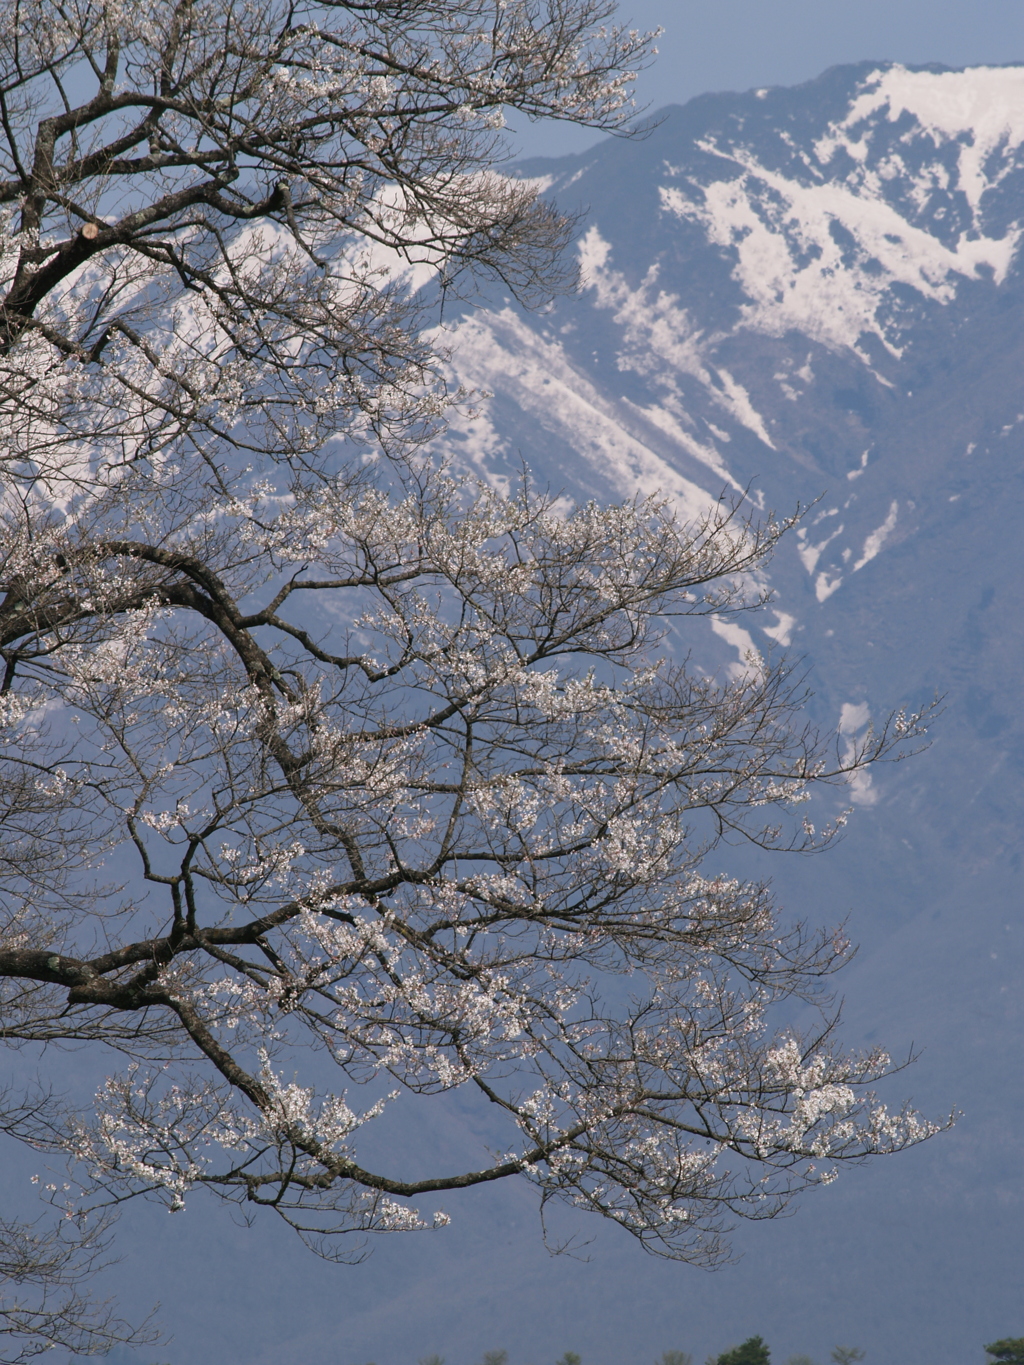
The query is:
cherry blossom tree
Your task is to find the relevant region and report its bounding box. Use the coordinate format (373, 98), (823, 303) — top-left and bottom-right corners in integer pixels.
(0, 1207), (158, 1362)
(0, 0), (943, 1298)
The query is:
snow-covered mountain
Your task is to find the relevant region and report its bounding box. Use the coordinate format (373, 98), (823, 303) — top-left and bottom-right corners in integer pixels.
(443, 64), (1022, 603)
(103, 65), (1024, 1365)
(419, 60), (1024, 1362)
(433, 62), (1024, 857)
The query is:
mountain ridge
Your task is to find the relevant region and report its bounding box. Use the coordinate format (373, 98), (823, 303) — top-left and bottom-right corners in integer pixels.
(405, 59), (1024, 1358)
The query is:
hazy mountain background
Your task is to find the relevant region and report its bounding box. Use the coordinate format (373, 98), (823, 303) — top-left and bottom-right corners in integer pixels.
(31, 61), (1024, 1365)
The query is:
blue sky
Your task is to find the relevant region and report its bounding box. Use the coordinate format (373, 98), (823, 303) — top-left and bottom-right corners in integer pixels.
(507, 0), (1024, 157)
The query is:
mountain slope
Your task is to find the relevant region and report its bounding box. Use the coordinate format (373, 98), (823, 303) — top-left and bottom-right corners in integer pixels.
(409, 59), (1024, 1362)
(436, 62), (1024, 859)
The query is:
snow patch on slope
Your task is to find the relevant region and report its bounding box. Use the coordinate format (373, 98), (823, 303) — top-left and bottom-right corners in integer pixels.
(656, 68), (1024, 366)
(621, 398), (742, 490)
(578, 228), (777, 447)
(711, 616), (763, 680)
(815, 65), (1024, 219)
(763, 611), (796, 647)
(854, 501), (899, 570)
(795, 516), (843, 575)
(838, 702), (878, 806)
(435, 308), (719, 522)
(661, 156), (1018, 363)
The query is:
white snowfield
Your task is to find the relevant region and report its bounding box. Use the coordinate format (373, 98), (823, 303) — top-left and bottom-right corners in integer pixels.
(436, 64), (1024, 641)
(814, 65), (1024, 218)
(666, 65), (1024, 362)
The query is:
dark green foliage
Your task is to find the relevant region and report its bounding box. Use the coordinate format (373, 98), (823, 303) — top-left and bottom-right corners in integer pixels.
(481, 1353), (509, 1365)
(985, 1341), (1024, 1365)
(831, 1350), (864, 1365)
(714, 1337), (770, 1365)
(657, 1353), (693, 1365)
(555, 1354), (581, 1365)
